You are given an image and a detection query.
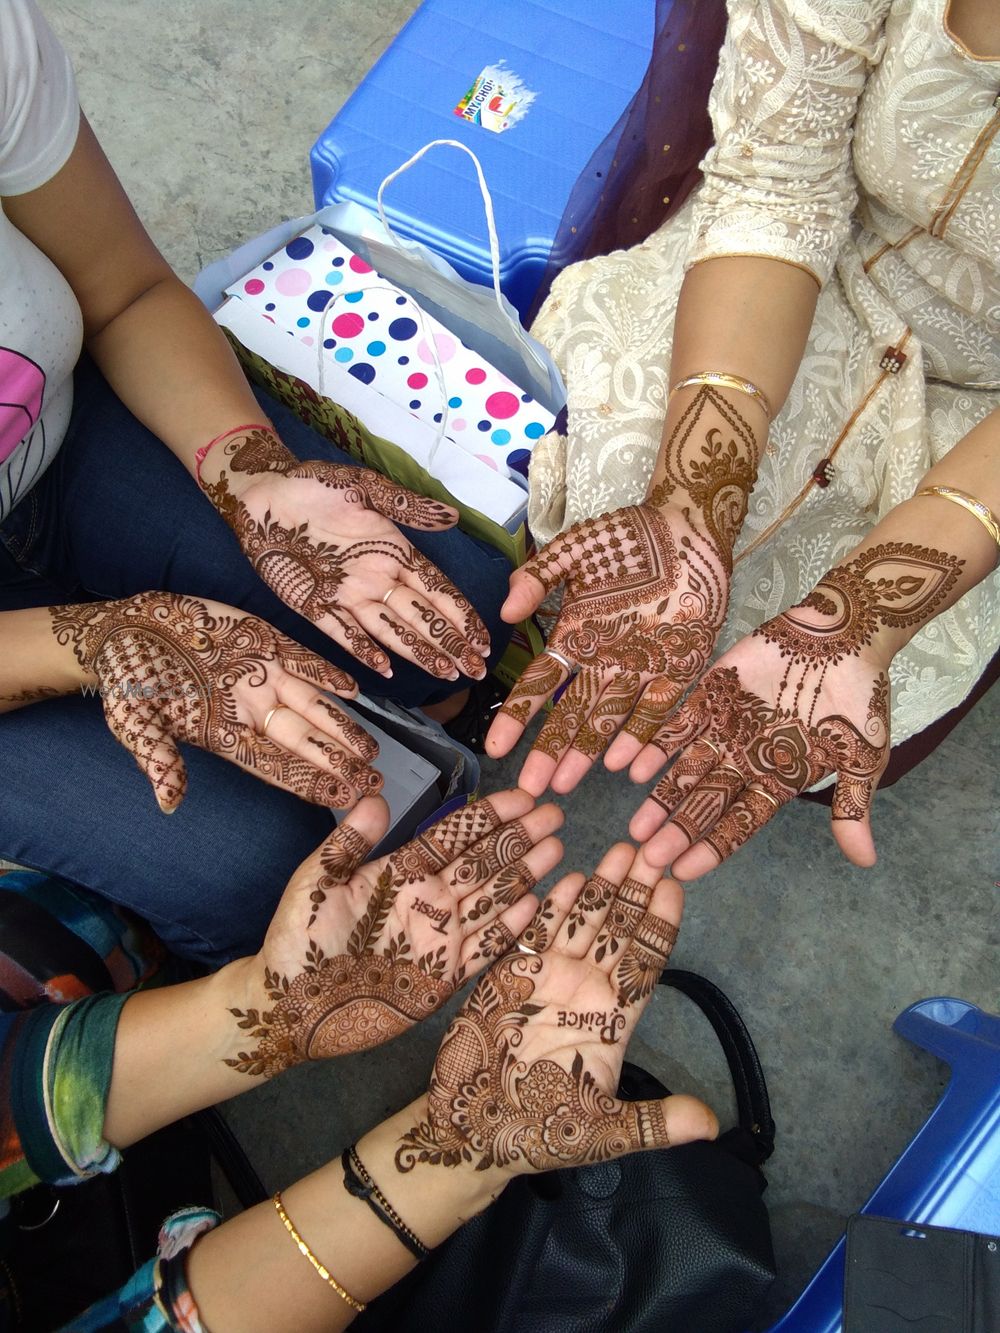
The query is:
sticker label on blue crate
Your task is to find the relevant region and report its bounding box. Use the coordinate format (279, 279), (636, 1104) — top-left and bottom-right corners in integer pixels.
(454, 62), (535, 133)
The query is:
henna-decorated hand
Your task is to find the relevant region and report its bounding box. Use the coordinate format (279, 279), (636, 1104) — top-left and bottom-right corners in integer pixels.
(485, 503), (730, 796)
(199, 426), (489, 680)
(224, 789), (564, 1075)
(628, 541), (963, 875)
(486, 386), (760, 796)
(395, 841), (716, 1175)
(51, 591), (381, 813)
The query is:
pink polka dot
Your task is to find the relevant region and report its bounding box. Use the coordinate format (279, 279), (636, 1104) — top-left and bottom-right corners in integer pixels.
(301, 336), (314, 346)
(475, 454), (498, 471)
(417, 333), (456, 365)
(349, 255), (373, 274)
(407, 372), (428, 389)
(331, 313), (365, 338)
(450, 418), (467, 431)
(243, 278), (265, 296)
(465, 367), (487, 385)
(323, 238), (339, 251)
(485, 391), (519, 419)
(275, 268), (311, 297)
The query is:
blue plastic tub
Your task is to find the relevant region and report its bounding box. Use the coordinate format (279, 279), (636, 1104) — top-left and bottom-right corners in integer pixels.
(310, 0), (657, 318)
(767, 997), (1000, 1332)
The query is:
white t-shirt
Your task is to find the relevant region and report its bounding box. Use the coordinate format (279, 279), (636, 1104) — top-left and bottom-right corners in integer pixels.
(0, 0), (82, 522)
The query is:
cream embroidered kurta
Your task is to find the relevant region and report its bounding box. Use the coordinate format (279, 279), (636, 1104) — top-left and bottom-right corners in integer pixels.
(530, 0), (1000, 749)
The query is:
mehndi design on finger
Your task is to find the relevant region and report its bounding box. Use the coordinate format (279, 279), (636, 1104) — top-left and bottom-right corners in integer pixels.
(563, 873), (617, 941)
(612, 913), (678, 1006)
(593, 877), (652, 964)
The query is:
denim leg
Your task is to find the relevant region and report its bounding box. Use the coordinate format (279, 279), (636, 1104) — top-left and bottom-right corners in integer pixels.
(8, 357), (513, 708)
(0, 693), (331, 967)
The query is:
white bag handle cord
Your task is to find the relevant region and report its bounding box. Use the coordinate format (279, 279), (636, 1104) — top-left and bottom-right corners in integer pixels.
(376, 139), (526, 350)
(317, 283), (452, 468)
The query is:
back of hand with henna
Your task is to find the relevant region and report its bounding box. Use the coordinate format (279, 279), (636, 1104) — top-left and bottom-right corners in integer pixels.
(223, 790), (565, 1074)
(198, 425), (490, 681)
(51, 590), (381, 812)
(486, 386), (761, 797)
(395, 840), (716, 1176)
(630, 541), (965, 877)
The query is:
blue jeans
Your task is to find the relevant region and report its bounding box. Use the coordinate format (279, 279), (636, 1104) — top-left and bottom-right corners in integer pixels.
(0, 358), (512, 967)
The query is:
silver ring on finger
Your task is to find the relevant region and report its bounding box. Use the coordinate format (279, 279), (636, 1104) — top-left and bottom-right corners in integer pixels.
(516, 941), (539, 956)
(543, 646), (575, 675)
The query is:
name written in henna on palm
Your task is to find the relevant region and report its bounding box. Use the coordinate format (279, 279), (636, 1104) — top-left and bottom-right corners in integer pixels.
(412, 898), (452, 935)
(557, 1009), (626, 1044)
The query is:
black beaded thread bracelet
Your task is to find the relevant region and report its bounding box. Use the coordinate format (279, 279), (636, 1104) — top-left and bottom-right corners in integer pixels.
(341, 1146), (429, 1261)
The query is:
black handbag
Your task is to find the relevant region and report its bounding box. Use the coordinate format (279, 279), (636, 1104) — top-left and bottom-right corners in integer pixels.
(358, 970), (777, 1333)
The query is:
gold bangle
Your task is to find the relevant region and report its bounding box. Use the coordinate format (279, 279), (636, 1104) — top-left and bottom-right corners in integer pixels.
(272, 1191), (366, 1313)
(669, 372), (773, 421)
(914, 486), (1000, 559)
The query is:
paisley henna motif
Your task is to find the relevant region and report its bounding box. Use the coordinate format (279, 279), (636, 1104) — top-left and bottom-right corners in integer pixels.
(50, 592), (364, 810)
(396, 954), (672, 1173)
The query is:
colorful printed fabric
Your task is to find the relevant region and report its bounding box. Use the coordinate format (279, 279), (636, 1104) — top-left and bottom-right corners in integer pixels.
(0, 992), (129, 1196)
(61, 1207), (219, 1332)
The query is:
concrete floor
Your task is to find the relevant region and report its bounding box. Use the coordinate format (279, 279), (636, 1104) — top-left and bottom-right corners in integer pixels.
(47, 1), (1000, 1326)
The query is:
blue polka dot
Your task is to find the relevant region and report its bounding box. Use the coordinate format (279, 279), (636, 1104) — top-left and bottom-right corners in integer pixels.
(477, 420), (491, 432)
(388, 317), (417, 341)
(332, 256), (344, 267)
(367, 312), (379, 321)
(367, 341), (386, 356)
(398, 356), (409, 365)
(395, 296), (407, 306)
(524, 422), (546, 439)
(491, 429), (511, 445)
(349, 363), (376, 385)
(344, 291), (364, 304)
(521, 394), (533, 403)
(508, 449), (531, 477)
(325, 270), (343, 285)
(262, 261), (274, 271)
(296, 317), (310, 328)
(265, 303), (276, 312)
(433, 413), (442, 423)
(323, 338), (335, 349)
(285, 236), (315, 260)
(447, 396), (462, 409)
(334, 347), (353, 363)
(307, 290), (333, 312)
(409, 399), (421, 410)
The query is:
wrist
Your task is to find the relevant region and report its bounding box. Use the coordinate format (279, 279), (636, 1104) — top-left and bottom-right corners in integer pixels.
(357, 1098), (509, 1243)
(196, 422), (283, 500)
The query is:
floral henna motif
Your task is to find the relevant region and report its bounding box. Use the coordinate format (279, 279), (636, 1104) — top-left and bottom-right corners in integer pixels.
(563, 873), (617, 941)
(593, 878), (652, 965)
(50, 593), (357, 809)
(447, 821), (534, 888)
(612, 913), (678, 1006)
(395, 955), (671, 1173)
(306, 824), (373, 929)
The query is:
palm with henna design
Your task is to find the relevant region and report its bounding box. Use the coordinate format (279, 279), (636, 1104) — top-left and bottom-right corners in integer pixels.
(224, 789), (564, 1076)
(396, 842), (717, 1175)
(485, 504), (729, 797)
(630, 541), (965, 876)
(200, 426), (490, 681)
(50, 590), (380, 814)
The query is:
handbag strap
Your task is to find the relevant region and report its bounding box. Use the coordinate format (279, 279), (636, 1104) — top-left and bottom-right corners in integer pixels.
(659, 970), (775, 1163)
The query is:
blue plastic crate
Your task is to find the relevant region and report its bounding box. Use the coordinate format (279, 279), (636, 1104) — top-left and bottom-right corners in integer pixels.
(768, 997), (1000, 1332)
(310, 0), (657, 318)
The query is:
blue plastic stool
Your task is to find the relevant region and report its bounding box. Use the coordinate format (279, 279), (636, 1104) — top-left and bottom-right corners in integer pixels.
(310, 0), (657, 318)
(768, 997), (1000, 1332)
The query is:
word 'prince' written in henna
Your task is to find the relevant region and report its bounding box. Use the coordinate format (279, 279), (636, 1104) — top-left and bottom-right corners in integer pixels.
(557, 1009), (626, 1044)
(412, 898), (452, 935)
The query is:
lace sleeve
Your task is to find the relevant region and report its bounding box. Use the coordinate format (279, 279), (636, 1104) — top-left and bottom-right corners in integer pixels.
(687, 0), (893, 285)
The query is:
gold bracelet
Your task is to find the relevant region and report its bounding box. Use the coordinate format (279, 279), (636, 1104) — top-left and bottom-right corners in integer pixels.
(272, 1191), (366, 1313)
(669, 371), (773, 421)
(914, 486), (1000, 560)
